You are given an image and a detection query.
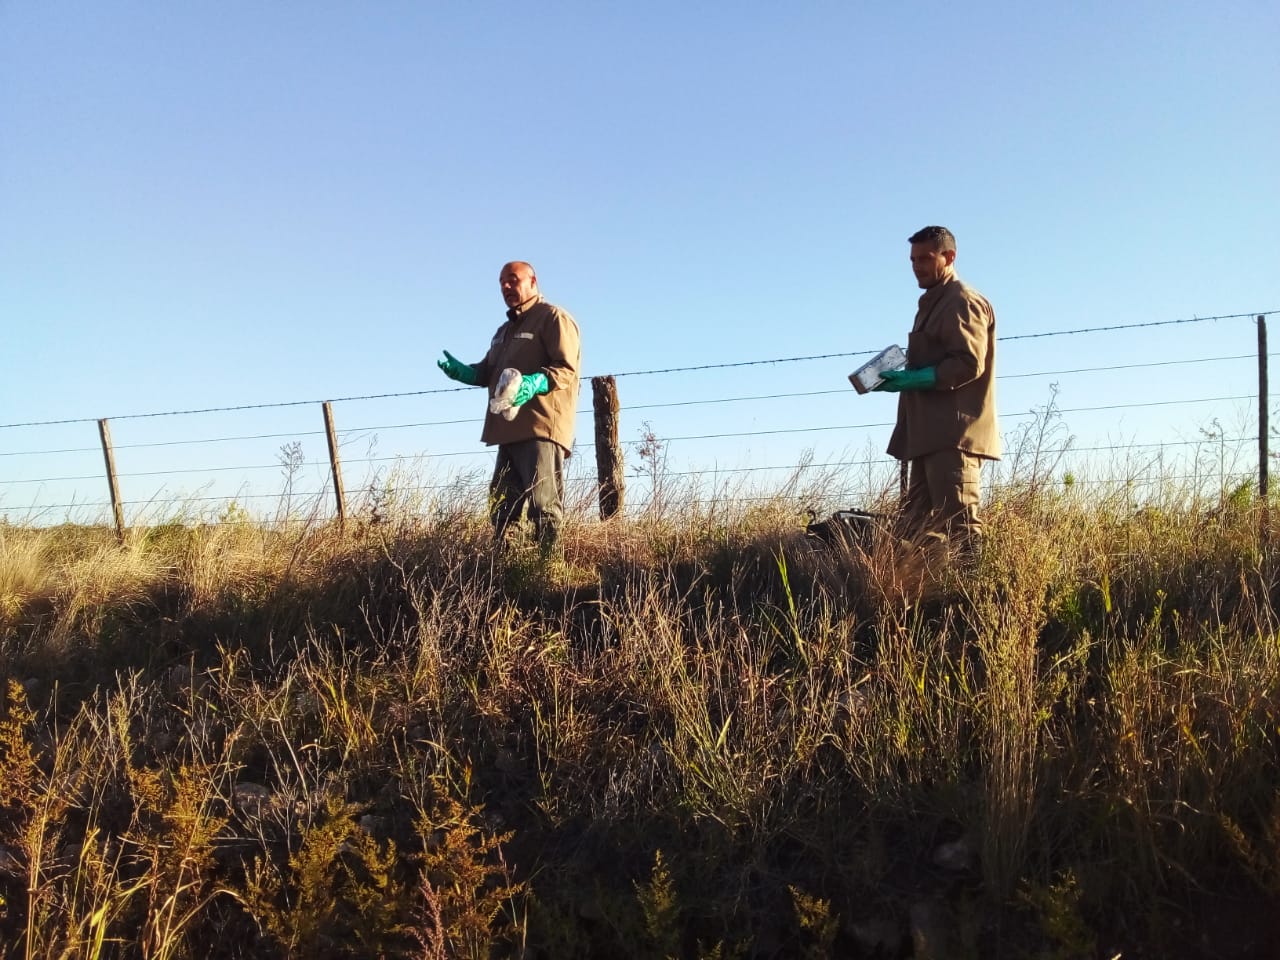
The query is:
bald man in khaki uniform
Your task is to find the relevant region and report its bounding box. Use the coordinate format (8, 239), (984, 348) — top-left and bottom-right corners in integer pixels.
(437, 262), (581, 553)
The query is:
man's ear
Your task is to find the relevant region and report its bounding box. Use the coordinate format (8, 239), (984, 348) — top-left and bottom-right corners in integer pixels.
(943, 249), (957, 266)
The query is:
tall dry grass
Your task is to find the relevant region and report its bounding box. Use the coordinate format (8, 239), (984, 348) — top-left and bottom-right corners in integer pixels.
(0, 464), (1278, 958)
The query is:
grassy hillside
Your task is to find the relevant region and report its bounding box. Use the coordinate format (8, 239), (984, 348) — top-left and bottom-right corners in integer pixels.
(1, 478), (1278, 959)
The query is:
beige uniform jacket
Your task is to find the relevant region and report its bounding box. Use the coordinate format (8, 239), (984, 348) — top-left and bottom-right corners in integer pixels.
(472, 296), (581, 452)
(886, 275), (1001, 462)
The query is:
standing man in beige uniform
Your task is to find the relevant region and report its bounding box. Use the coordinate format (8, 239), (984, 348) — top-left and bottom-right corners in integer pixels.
(437, 261), (581, 553)
(875, 226), (1000, 557)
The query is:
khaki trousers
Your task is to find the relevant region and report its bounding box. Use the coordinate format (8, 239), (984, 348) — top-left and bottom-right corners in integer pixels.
(899, 448), (984, 544)
(490, 439), (565, 547)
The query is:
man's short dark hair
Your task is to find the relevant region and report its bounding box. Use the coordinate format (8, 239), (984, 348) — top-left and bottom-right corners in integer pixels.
(908, 225), (956, 252)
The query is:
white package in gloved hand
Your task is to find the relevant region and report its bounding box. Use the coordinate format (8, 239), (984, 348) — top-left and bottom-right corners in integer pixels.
(488, 367), (522, 420)
(848, 345), (907, 394)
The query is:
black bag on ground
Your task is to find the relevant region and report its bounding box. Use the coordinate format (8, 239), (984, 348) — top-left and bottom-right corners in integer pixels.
(804, 509), (884, 550)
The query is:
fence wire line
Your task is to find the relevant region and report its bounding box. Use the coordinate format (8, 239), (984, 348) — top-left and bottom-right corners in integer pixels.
(15, 436), (1260, 517)
(677, 470), (1258, 506)
(596, 312), (1274, 378)
(2, 352), (1273, 460)
(20, 465), (1256, 521)
(1, 311), (1272, 430)
(1, 391), (1263, 488)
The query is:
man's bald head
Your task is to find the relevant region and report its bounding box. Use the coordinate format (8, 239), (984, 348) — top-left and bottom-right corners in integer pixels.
(499, 261), (539, 309)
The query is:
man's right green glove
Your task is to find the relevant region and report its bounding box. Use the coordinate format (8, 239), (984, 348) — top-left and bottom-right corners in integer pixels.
(875, 367), (937, 392)
(511, 371), (550, 407)
(437, 350), (478, 386)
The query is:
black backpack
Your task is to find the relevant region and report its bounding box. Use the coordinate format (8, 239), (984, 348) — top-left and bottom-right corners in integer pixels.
(804, 509), (885, 550)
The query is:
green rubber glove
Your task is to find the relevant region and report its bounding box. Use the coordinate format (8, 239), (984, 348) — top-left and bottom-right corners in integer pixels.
(511, 371), (550, 407)
(875, 367), (937, 392)
(437, 350), (478, 385)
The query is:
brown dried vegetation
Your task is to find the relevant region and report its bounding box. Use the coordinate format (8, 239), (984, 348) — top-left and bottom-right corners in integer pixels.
(1, 470), (1278, 958)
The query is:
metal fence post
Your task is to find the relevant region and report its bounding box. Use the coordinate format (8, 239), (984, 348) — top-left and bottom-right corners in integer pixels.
(97, 418), (125, 543)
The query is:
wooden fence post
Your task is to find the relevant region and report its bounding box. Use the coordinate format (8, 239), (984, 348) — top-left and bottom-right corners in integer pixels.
(322, 402), (347, 528)
(591, 376), (624, 519)
(1258, 315), (1271, 546)
(1258, 316), (1269, 501)
(97, 418), (125, 543)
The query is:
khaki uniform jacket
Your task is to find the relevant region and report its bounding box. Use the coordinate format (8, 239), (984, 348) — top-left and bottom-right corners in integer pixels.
(887, 275), (1001, 461)
(472, 296), (581, 452)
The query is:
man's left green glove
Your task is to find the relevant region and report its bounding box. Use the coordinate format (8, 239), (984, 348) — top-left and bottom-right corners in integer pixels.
(437, 350), (479, 385)
(512, 372), (550, 407)
(875, 367), (937, 392)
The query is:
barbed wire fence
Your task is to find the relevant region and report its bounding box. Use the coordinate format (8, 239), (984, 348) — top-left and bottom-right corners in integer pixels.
(0, 311), (1275, 535)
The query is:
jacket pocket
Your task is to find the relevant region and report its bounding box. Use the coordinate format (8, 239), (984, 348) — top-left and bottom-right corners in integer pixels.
(498, 334), (547, 376)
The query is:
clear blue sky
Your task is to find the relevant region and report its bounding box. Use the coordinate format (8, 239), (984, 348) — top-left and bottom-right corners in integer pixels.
(2, 2), (1277, 519)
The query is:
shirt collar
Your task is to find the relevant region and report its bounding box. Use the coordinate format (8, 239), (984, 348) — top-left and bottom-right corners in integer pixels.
(917, 273), (958, 308)
(506, 294), (544, 323)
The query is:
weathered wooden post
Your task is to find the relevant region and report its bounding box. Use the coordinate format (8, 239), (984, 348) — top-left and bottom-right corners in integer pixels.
(97, 418), (125, 543)
(322, 401), (347, 529)
(1258, 316), (1269, 501)
(591, 376), (624, 519)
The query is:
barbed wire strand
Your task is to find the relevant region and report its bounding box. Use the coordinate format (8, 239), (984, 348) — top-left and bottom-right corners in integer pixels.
(5, 445), (1260, 519)
(3, 350), (1274, 459)
(1, 390), (1263, 488)
(1, 311), (1272, 431)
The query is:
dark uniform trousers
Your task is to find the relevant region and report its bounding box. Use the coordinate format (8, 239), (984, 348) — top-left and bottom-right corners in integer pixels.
(490, 439), (564, 547)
